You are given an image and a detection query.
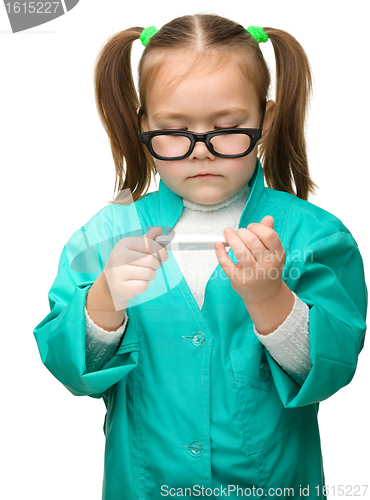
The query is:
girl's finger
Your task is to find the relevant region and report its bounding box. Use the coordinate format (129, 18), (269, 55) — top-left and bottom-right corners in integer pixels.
(236, 228), (269, 263)
(214, 242), (240, 280)
(223, 228), (255, 267)
(246, 223), (281, 253)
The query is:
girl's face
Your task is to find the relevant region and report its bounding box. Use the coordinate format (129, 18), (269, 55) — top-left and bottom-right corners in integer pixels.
(141, 55), (275, 205)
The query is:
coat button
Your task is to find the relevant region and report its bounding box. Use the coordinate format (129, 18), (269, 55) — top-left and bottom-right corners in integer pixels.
(181, 331), (206, 346)
(188, 441), (203, 457)
(191, 331), (205, 346)
(259, 363), (270, 381)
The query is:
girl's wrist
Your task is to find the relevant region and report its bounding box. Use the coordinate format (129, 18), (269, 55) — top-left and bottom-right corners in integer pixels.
(86, 274), (127, 331)
(243, 281), (295, 336)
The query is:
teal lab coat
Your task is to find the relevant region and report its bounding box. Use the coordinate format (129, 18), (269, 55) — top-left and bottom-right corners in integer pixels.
(34, 158), (367, 499)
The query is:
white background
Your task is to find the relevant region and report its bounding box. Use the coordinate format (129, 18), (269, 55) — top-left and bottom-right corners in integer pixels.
(1, 1), (369, 498)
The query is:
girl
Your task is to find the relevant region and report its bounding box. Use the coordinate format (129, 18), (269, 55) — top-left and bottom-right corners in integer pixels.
(33, 13), (367, 500)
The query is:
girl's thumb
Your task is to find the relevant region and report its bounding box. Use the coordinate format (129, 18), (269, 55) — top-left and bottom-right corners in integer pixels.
(260, 216), (274, 228)
(143, 227), (165, 257)
(143, 226), (163, 241)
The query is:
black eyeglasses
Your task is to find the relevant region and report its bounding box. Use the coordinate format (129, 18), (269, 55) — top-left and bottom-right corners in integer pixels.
(137, 103), (266, 161)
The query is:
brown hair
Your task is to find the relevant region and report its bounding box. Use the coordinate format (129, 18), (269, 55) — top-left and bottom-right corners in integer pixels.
(93, 14), (318, 203)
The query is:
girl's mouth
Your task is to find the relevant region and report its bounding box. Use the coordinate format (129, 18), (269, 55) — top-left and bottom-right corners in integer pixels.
(191, 174), (220, 178)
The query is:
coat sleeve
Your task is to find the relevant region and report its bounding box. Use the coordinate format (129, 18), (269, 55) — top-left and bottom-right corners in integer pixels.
(265, 229), (367, 408)
(33, 241), (140, 399)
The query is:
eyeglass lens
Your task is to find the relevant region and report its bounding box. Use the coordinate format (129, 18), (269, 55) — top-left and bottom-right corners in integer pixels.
(151, 133), (251, 158)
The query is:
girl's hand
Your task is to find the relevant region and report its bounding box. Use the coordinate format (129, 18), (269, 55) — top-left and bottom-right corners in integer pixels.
(215, 216), (286, 305)
(103, 226), (169, 308)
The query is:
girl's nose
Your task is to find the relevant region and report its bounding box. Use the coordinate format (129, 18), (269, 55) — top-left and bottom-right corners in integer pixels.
(189, 140), (216, 161)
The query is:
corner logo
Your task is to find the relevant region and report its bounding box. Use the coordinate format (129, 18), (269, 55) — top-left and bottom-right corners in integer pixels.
(3, 0), (79, 33)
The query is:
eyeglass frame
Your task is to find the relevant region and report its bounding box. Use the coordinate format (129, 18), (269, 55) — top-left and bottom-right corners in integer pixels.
(137, 101), (267, 161)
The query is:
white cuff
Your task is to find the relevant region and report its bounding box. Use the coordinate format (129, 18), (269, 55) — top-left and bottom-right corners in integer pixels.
(84, 291), (128, 373)
(85, 305), (128, 343)
(254, 291), (312, 385)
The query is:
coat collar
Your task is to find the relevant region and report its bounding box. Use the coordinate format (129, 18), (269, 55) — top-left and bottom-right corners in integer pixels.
(156, 157), (265, 232)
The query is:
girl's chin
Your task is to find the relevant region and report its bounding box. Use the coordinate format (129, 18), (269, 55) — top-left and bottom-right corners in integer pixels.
(184, 193), (227, 206)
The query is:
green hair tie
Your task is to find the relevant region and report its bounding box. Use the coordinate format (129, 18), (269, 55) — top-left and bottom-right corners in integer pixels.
(139, 24), (268, 47)
(246, 26), (269, 44)
(140, 26), (159, 47)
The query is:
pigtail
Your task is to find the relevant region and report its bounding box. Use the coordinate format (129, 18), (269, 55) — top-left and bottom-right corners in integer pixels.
(258, 28), (318, 200)
(93, 28), (156, 203)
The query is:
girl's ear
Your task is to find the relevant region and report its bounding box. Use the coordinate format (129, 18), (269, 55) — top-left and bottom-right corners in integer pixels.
(257, 100), (275, 145)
